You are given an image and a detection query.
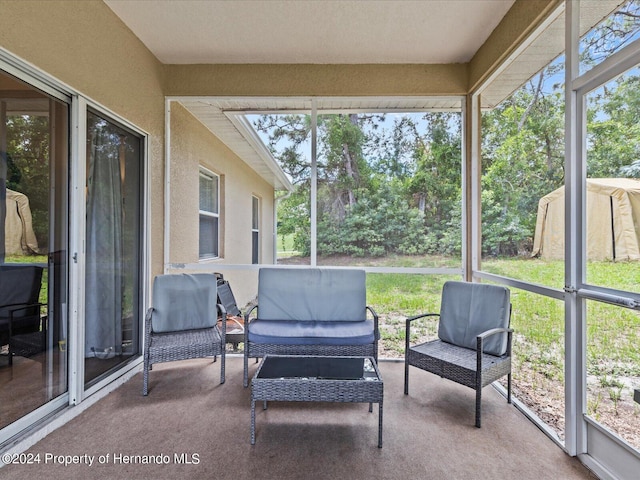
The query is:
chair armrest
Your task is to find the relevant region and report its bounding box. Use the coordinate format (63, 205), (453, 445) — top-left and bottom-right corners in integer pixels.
(405, 313), (439, 352)
(144, 307), (154, 342)
(405, 313), (439, 337)
(244, 304), (258, 344)
(476, 327), (513, 371)
(7, 302), (47, 336)
(244, 304), (258, 324)
(406, 312), (440, 323)
(217, 303), (227, 341)
(145, 307), (154, 323)
(477, 327), (512, 342)
(7, 302), (46, 315)
(366, 306), (380, 340)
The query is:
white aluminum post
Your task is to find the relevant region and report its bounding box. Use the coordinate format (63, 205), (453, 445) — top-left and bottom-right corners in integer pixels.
(310, 99), (318, 266)
(564, 0), (584, 457)
(468, 94), (481, 280)
(68, 95), (87, 405)
(164, 98), (172, 273)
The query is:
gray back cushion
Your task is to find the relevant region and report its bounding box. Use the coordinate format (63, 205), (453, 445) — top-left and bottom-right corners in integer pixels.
(258, 268), (366, 322)
(151, 274), (218, 333)
(437, 281), (510, 356)
(0, 265), (43, 318)
(0, 265), (43, 304)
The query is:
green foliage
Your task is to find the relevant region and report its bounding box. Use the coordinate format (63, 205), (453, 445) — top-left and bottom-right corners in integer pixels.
(587, 75), (640, 178)
(259, 53), (640, 261)
(481, 74), (565, 256)
(316, 180), (429, 257)
(260, 111), (463, 259)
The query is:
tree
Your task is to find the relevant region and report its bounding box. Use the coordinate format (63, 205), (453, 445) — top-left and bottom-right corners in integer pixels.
(587, 74), (640, 178)
(254, 111), (463, 258)
(399, 113), (463, 255)
(481, 68), (565, 256)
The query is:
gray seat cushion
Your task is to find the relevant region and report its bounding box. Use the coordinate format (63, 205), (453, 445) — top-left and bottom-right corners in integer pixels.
(151, 273), (218, 333)
(247, 319), (376, 345)
(437, 281), (510, 356)
(258, 267), (366, 322)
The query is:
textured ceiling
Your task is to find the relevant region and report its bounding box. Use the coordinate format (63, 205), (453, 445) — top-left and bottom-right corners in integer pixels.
(104, 0), (516, 65)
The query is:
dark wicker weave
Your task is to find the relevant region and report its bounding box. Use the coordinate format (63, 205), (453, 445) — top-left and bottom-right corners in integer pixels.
(250, 355), (384, 447)
(7, 303), (47, 365)
(143, 307), (226, 396)
(9, 330), (47, 361)
(243, 331), (377, 387)
(404, 314), (513, 428)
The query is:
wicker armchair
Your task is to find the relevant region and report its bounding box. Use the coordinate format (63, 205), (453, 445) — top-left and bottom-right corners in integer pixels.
(404, 281), (513, 428)
(143, 273), (226, 395)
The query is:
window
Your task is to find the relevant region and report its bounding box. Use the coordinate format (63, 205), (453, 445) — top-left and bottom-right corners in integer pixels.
(252, 195), (260, 264)
(199, 169), (219, 259)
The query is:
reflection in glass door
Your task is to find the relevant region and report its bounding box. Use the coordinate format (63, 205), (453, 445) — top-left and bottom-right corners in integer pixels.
(0, 70), (69, 430)
(84, 111), (142, 386)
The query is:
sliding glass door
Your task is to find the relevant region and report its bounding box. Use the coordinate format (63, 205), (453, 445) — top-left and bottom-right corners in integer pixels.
(84, 110), (142, 387)
(0, 69), (69, 430)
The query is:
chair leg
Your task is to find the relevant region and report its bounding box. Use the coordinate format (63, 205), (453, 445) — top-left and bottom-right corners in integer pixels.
(475, 387), (482, 428)
(220, 349), (226, 384)
(507, 372), (512, 404)
(404, 359), (409, 395)
(243, 349), (249, 388)
(143, 359), (150, 396)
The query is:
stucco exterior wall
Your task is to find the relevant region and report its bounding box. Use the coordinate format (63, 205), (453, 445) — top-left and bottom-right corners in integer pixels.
(0, 0), (166, 281)
(162, 63), (468, 97)
(169, 103), (275, 306)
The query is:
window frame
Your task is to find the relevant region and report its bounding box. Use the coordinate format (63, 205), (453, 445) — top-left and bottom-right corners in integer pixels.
(199, 168), (220, 259)
(252, 195), (260, 264)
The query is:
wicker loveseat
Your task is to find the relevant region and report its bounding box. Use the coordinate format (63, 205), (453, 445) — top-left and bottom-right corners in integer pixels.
(243, 267), (379, 387)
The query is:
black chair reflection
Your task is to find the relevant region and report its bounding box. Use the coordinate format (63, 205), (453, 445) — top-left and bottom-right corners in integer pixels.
(0, 265), (47, 366)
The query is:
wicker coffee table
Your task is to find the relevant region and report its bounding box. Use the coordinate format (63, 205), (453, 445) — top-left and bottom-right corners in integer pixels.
(250, 355), (384, 447)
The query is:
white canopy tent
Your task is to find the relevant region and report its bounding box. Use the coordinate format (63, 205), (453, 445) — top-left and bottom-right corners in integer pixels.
(532, 178), (640, 261)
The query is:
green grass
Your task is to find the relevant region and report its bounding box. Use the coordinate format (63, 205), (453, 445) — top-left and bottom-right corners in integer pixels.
(364, 257), (640, 379)
(4, 255), (48, 264)
(366, 273), (456, 316)
(277, 233), (300, 257)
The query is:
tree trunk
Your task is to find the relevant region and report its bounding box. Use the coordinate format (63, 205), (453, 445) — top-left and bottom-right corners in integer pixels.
(342, 143), (356, 206)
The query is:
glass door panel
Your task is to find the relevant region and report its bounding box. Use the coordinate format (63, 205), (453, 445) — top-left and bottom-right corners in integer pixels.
(583, 63), (640, 451)
(585, 300), (640, 450)
(585, 67), (640, 293)
(84, 111), (142, 386)
(0, 70), (69, 429)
